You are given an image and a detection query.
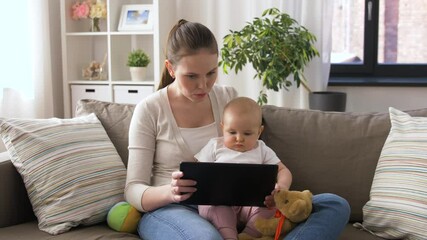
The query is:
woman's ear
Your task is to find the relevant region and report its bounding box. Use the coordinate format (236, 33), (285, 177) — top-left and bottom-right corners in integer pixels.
(165, 60), (175, 78)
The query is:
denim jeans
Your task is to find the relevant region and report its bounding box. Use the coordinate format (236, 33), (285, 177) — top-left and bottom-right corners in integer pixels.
(138, 203), (222, 240)
(284, 193), (351, 240)
(137, 193), (350, 240)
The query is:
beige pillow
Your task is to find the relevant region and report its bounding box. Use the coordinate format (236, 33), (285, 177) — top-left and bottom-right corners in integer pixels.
(0, 114), (126, 235)
(76, 99), (135, 166)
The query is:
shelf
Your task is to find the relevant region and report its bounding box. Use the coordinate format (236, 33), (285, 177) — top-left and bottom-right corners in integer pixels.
(68, 81), (109, 85)
(67, 81), (156, 85)
(66, 32), (109, 36)
(61, 0), (160, 117)
(110, 31), (155, 36)
(112, 81), (156, 85)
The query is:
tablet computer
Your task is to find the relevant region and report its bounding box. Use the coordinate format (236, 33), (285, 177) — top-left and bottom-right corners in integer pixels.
(179, 162), (278, 206)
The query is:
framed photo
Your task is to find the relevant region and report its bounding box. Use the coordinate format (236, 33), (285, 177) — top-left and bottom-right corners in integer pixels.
(118, 4), (154, 31)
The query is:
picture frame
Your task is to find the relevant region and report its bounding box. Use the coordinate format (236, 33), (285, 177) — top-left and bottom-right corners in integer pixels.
(118, 4), (154, 32)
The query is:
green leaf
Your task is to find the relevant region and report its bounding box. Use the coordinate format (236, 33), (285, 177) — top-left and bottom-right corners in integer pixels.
(220, 7), (318, 103)
(127, 49), (150, 67)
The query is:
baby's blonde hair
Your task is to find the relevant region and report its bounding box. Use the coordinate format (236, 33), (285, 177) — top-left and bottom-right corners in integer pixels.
(223, 97), (262, 126)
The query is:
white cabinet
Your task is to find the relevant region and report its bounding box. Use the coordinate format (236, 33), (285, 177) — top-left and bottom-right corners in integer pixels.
(60, 0), (169, 117)
(113, 85), (154, 104)
(71, 85), (111, 115)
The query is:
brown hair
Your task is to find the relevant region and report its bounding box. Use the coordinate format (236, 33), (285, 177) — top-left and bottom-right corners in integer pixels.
(157, 19), (219, 90)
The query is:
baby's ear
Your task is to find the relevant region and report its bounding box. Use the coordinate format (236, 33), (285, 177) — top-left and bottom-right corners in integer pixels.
(259, 125), (264, 135)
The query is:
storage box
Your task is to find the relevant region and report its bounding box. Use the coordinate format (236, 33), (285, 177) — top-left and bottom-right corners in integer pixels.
(71, 85), (111, 116)
(113, 85), (153, 104)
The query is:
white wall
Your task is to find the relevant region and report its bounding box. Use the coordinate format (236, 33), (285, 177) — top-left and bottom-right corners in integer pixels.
(170, 1), (427, 113)
(49, 0), (64, 117)
(45, 1), (427, 116)
(329, 86), (427, 113)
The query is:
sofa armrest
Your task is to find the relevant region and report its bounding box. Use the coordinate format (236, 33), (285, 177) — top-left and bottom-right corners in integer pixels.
(0, 152), (36, 228)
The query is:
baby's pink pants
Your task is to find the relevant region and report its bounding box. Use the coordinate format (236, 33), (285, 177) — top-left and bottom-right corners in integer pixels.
(198, 205), (276, 240)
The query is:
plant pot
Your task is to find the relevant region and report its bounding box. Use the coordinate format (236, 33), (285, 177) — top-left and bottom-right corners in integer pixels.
(129, 67), (147, 81)
(309, 91), (347, 112)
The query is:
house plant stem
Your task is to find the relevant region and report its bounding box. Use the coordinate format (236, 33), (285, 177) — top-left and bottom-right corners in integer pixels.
(299, 74), (312, 93)
(90, 18), (101, 32)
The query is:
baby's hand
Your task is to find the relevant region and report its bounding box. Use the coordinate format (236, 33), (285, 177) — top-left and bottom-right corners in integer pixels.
(264, 184), (280, 208)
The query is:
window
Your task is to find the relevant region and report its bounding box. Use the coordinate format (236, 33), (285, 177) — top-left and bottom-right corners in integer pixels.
(0, 2), (33, 99)
(330, 0), (427, 85)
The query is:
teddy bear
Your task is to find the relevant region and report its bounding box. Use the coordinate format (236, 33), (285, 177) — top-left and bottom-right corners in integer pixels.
(239, 190), (313, 240)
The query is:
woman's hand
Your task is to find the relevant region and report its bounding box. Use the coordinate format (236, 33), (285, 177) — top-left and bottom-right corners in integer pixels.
(170, 171), (197, 203)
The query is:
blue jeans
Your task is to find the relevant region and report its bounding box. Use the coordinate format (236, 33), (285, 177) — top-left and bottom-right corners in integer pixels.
(284, 193), (350, 240)
(137, 193), (350, 240)
(138, 204), (222, 240)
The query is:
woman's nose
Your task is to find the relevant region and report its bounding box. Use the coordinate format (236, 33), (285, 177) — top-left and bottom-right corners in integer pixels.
(197, 78), (207, 89)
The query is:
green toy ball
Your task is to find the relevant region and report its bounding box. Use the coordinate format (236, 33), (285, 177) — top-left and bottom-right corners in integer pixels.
(107, 201), (141, 233)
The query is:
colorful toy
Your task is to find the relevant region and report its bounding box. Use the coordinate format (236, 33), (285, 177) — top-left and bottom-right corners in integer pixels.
(107, 201), (141, 233)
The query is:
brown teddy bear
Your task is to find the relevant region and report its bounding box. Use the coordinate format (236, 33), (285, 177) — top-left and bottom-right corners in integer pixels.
(239, 190), (313, 240)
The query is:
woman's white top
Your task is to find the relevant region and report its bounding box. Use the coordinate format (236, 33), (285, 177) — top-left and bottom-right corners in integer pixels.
(125, 84), (237, 212)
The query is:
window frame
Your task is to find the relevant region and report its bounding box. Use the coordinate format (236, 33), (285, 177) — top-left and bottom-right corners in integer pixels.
(329, 0), (427, 84)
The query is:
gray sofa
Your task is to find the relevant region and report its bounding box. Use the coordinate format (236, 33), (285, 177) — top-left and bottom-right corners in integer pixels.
(2, 99), (426, 239)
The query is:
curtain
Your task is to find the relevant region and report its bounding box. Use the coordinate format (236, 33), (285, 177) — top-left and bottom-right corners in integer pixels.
(0, 0), (57, 119)
(175, 0), (333, 108)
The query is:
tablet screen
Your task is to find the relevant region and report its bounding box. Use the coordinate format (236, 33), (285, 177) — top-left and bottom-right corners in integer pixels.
(180, 162), (278, 206)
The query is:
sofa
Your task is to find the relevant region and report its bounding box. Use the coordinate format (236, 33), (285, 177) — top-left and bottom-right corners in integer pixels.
(1, 99), (426, 239)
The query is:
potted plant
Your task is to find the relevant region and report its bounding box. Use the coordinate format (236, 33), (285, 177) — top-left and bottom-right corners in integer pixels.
(127, 49), (151, 81)
(219, 8), (319, 105)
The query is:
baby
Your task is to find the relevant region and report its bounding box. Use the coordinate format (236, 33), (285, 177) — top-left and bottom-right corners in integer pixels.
(195, 97), (292, 240)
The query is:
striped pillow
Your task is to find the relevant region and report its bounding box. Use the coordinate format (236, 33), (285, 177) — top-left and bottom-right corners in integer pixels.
(361, 107), (427, 239)
(0, 113), (126, 235)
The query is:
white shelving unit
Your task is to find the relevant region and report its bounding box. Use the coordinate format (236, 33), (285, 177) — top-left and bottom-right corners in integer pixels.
(60, 0), (163, 117)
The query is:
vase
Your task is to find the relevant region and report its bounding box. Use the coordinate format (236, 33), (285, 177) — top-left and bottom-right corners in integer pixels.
(90, 18), (101, 32)
(129, 67), (147, 81)
(309, 91), (347, 112)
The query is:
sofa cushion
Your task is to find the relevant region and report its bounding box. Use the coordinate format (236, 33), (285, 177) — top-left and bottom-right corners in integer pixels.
(0, 114), (127, 235)
(76, 99), (135, 166)
(0, 221), (139, 240)
(361, 107), (427, 239)
(260, 105), (427, 222)
(0, 158), (35, 228)
(339, 224), (382, 240)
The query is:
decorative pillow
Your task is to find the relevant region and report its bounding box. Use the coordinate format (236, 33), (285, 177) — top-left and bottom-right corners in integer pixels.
(361, 107), (427, 239)
(0, 113), (126, 235)
(76, 99), (135, 167)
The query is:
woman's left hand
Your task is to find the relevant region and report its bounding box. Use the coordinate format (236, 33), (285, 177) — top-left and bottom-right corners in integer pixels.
(170, 171), (197, 203)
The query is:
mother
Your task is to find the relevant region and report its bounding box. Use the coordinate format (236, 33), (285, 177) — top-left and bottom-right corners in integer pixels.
(125, 19), (350, 240)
